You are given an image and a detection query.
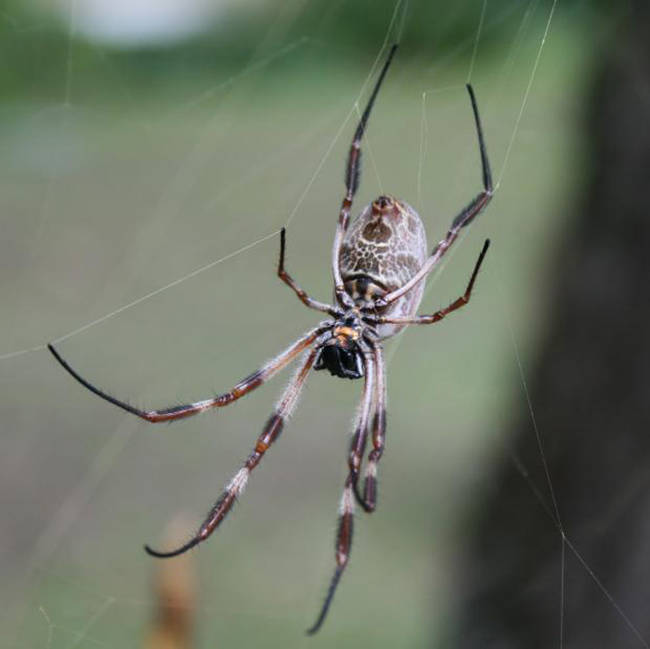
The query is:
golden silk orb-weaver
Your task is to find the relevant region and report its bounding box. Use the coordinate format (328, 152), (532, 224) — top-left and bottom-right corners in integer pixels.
(48, 43), (493, 634)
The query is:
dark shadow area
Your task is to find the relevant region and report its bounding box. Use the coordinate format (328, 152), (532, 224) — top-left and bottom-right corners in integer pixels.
(455, 2), (650, 647)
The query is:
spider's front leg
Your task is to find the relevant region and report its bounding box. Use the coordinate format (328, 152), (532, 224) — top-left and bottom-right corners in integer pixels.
(145, 344), (320, 558)
(353, 343), (386, 513)
(307, 474), (356, 635)
(308, 346), (375, 634)
(48, 324), (328, 422)
(347, 347), (375, 488)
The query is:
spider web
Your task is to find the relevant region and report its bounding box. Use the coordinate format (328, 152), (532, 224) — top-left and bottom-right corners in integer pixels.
(0, 1), (643, 648)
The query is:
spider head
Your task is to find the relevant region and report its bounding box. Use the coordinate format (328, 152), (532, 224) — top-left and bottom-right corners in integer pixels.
(314, 316), (364, 380)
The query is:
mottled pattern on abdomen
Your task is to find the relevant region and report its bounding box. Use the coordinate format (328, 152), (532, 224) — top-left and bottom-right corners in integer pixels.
(340, 198), (428, 339)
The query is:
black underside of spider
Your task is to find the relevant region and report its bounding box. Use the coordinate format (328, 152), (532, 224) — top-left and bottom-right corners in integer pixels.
(47, 42), (494, 636)
(314, 340), (364, 379)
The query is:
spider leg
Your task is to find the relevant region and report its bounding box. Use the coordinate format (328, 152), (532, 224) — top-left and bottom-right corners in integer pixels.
(353, 342), (386, 513)
(146, 345), (319, 558)
(347, 347), (375, 490)
(308, 348), (374, 634)
(307, 474), (356, 635)
(374, 84), (493, 311)
(364, 239), (490, 327)
(331, 44), (398, 308)
(278, 228), (340, 316)
(48, 324), (329, 423)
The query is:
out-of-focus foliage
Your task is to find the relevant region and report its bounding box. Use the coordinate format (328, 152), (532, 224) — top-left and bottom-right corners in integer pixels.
(0, 0), (626, 100)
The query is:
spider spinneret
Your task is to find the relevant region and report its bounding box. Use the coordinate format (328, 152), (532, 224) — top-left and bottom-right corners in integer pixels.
(48, 43), (493, 634)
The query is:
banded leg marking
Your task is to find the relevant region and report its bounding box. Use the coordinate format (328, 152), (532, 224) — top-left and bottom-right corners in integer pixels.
(278, 228), (339, 316)
(308, 346), (376, 634)
(331, 44), (398, 307)
(364, 240), (490, 327)
(307, 476), (356, 635)
(48, 324), (328, 423)
(347, 348), (375, 484)
(356, 343), (386, 513)
(374, 83), (492, 311)
(145, 346), (319, 558)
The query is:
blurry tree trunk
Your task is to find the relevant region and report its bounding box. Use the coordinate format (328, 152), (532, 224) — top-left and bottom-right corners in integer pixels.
(454, 3), (650, 648)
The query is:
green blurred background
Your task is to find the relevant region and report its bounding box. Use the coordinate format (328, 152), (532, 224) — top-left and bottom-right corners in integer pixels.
(0, 0), (631, 647)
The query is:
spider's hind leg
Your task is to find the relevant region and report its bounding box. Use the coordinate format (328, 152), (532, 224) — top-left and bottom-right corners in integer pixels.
(363, 239), (490, 329)
(331, 44), (399, 307)
(278, 228), (338, 316)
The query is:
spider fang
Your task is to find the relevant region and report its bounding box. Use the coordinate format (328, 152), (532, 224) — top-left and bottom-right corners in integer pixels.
(314, 334), (364, 380)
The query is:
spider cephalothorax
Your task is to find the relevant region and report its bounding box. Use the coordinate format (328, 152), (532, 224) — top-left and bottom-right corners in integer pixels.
(48, 44), (493, 634)
(314, 314), (367, 379)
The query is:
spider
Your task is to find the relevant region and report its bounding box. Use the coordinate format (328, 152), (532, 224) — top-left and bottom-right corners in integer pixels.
(48, 43), (493, 634)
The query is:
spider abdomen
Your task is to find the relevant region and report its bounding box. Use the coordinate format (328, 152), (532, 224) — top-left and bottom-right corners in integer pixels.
(340, 195), (428, 338)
